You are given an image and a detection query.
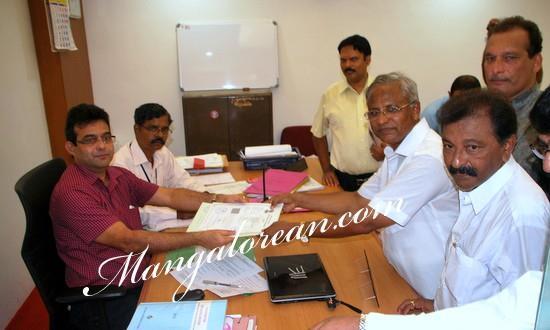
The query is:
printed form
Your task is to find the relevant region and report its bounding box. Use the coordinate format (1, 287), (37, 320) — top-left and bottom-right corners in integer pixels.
(171, 252), (268, 298)
(187, 202), (282, 236)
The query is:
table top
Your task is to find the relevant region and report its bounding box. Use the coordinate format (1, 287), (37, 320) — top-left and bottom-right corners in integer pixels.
(139, 157), (417, 329)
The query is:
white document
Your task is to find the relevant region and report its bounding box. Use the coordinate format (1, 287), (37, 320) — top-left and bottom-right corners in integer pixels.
(206, 273), (268, 298)
(206, 181), (251, 195)
(244, 144), (296, 158)
(187, 202), (282, 236)
(171, 253), (268, 298)
(296, 177), (324, 192)
(194, 172), (235, 186)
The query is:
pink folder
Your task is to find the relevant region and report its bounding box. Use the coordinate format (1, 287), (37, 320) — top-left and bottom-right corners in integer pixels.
(245, 169), (308, 197)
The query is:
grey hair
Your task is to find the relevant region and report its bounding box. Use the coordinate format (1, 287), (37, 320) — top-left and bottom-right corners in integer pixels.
(366, 72), (419, 103)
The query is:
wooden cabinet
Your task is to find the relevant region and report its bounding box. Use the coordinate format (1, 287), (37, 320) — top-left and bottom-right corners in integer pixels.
(182, 93), (273, 160)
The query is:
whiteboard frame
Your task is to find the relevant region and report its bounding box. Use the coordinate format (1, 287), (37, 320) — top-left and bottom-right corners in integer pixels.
(176, 19), (279, 92)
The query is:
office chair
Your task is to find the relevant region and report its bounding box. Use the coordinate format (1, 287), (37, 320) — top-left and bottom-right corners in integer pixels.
(15, 158), (125, 329)
(280, 125), (317, 156)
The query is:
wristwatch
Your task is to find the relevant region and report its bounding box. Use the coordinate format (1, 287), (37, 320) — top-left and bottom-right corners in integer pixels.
(209, 193), (217, 203)
(359, 314), (368, 330)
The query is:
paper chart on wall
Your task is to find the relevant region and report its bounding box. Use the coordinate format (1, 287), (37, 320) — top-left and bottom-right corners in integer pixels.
(46, 0), (77, 51)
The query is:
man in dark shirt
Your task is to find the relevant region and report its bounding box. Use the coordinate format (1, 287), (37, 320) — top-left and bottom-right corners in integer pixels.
(483, 16), (543, 181)
(50, 103), (243, 329)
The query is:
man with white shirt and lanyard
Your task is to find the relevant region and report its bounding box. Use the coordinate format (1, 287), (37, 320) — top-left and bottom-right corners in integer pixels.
(112, 103), (205, 231)
(398, 90), (549, 314)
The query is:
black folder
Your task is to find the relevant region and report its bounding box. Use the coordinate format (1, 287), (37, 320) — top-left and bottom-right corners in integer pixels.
(264, 253), (336, 303)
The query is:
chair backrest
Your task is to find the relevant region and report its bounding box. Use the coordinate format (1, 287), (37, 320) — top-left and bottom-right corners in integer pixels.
(280, 125), (316, 156)
(14, 158), (67, 319)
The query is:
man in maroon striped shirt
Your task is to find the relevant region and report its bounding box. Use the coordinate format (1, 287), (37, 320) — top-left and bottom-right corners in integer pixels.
(50, 104), (242, 329)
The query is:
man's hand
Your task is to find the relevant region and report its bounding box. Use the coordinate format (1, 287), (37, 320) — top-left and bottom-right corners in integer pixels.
(370, 142), (386, 161)
(190, 230), (235, 249)
(217, 193), (249, 203)
(270, 193), (298, 212)
(322, 169), (339, 186)
(397, 297), (434, 314)
(311, 316), (360, 330)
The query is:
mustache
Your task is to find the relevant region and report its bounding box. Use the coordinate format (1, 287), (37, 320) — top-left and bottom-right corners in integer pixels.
(151, 138), (165, 145)
(344, 68), (355, 74)
(448, 165), (478, 177)
(488, 76), (509, 82)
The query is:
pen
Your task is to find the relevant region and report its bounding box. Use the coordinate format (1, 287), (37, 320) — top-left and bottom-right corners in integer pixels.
(203, 280), (242, 288)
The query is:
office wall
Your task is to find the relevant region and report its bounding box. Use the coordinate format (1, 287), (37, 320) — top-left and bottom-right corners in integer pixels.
(83, 0), (550, 156)
(0, 1), (52, 327)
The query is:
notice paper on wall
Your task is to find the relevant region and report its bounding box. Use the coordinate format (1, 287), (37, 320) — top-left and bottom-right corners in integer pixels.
(45, 0), (77, 51)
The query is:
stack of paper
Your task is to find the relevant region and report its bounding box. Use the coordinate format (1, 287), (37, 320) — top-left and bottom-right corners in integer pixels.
(245, 169), (308, 197)
(176, 153), (225, 175)
(205, 181), (251, 195)
(171, 252), (268, 298)
(127, 300), (227, 330)
(242, 144), (298, 158)
(193, 172), (235, 186)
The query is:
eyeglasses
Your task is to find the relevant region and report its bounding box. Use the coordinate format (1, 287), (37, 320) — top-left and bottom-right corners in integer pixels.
(365, 101), (416, 119)
(141, 125), (172, 134)
(530, 139), (550, 160)
(77, 134), (116, 145)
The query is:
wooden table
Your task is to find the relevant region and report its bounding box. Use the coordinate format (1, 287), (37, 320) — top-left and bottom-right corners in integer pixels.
(139, 158), (417, 329)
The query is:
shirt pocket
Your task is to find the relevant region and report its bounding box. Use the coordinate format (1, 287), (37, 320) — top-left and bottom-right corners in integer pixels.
(325, 104), (344, 130)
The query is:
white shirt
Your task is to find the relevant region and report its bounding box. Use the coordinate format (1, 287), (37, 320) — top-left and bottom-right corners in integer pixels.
(434, 157), (549, 310)
(310, 79), (379, 174)
(111, 139), (205, 231)
(366, 270), (543, 330)
(358, 119), (458, 299)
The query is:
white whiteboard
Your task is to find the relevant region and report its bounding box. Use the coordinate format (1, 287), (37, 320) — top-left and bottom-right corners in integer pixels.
(176, 20), (279, 91)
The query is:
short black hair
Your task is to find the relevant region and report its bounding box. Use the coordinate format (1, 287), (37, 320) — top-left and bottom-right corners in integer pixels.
(450, 75), (481, 95)
(530, 85), (550, 134)
(134, 103), (172, 126)
(65, 103), (110, 144)
(337, 34), (372, 57)
(439, 89), (517, 144)
(487, 16), (543, 58)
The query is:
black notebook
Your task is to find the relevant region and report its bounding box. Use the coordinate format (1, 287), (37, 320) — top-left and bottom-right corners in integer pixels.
(264, 253), (336, 303)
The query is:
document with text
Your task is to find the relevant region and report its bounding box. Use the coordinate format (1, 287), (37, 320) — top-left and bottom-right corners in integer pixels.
(187, 202), (282, 236)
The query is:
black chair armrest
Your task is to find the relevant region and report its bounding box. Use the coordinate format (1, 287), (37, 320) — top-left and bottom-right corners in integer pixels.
(56, 286), (127, 304)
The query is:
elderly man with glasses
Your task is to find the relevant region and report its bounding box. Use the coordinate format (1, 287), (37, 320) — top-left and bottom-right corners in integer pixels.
(112, 103), (205, 231)
(268, 72), (458, 300)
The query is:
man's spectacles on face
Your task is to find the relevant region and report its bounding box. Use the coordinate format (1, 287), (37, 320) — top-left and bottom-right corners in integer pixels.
(530, 139), (550, 160)
(365, 101), (416, 119)
(141, 125), (172, 134)
(77, 134), (116, 145)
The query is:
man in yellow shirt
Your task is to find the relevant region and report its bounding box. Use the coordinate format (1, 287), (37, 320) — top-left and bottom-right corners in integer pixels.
(311, 35), (380, 191)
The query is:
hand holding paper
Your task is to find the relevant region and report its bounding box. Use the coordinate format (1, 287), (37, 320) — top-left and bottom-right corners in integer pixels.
(187, 203), (282, 236)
